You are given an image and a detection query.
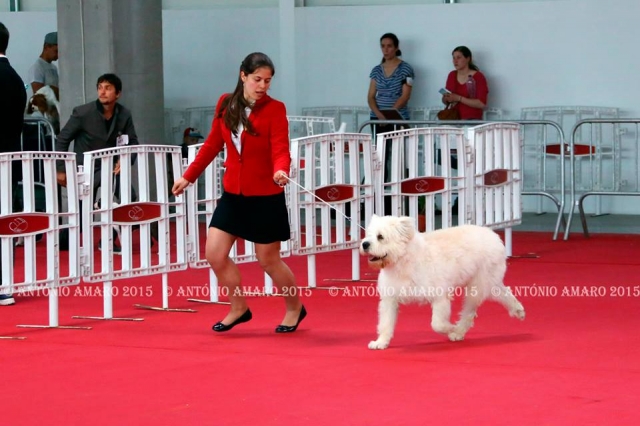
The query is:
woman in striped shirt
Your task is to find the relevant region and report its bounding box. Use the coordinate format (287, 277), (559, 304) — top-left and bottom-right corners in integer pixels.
(367, 33), (414, 128)
(367, 33), (414, 212)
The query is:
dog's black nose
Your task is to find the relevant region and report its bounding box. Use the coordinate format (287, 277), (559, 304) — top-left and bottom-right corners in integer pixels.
(362, 241), (370, 250)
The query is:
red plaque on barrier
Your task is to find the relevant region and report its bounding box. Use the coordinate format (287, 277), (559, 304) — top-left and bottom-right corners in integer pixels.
(0, 213), (50, 236)
(483, 169), (509, 186)
(546, 143), (595, 156)
(400, 178), (446, 194)
(112, 203), (162, 223)
(314, 185), (355, 202)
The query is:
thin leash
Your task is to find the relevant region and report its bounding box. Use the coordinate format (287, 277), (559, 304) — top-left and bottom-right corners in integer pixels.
(282, 174), (367, 232)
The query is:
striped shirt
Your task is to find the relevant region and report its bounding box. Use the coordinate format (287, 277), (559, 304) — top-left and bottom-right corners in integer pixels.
(369, 61), (414, 120)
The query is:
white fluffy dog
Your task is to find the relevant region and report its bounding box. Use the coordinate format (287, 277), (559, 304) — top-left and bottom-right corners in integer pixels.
(360, 215), (525, 350)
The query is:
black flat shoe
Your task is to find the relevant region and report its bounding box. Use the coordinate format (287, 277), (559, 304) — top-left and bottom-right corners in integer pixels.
(212, 309), (252, 332)
(275, 305), (307, 333)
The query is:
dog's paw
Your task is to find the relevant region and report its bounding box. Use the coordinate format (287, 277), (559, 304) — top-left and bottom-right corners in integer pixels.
(448, 330), (466, 342)
(511, 305), (526, 321)
(368, 339), (389, 350)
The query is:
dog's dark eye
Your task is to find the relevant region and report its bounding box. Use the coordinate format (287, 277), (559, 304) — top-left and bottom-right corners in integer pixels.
(377, 234), (383, 241)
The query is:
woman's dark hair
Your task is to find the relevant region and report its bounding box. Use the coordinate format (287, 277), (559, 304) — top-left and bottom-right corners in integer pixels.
(452, 46), (479, 71)
(220, 52), (275, 136)
(380, 32), (402, 63)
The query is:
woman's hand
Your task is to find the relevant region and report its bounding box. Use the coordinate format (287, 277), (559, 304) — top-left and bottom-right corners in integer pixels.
(443, 93), (461, 104)
(172, 177), (191, 196)
(273, 170), (289, 187)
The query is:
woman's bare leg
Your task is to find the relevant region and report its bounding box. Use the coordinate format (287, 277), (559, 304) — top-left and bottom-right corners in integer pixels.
(205, 227), (248, 324)
(255, 241), (303, 326)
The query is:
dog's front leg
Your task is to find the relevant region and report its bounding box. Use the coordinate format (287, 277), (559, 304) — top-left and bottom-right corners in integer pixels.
(430, 297), (454, 335)
(368, 297), (398, 350)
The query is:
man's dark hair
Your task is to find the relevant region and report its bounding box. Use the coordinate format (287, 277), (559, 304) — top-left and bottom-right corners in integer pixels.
(0, 22), (9, 54)
(96, 73), (123, 93)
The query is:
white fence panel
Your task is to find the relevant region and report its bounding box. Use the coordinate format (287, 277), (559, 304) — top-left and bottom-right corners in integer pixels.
(467, 123), (523, 230)
(290, 133), (376, 287)
(287, 116), (336, 139)
(0, 151), (81, 328)
(376, 127), (468, 231)
(78, 145), (189, 317)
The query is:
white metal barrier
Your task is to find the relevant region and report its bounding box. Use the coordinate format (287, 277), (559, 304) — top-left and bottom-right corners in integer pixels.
(359, 118), (565, 240)
(301, 106), (370, 133)
(287, 116), (336, 139)
(75, 145), (190, 319)
(376, 127), (468, 230)
(467, 123), (523, 251)
(564, 118), (640, 239)
(521, 106), (619, 216)
(300, 106), (505, 134)
(290, 133), (376, 287)
(21, 116), (55, 153)
(410, 106), (504, 121)
(2, 126), (524, 332)
(0, 151), (85, 330)
(468, 123), (522, 228)
(375, 123), (523, 255)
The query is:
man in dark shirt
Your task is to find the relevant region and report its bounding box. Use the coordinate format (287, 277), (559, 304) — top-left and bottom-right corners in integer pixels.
(56, 73), (140, 253)
(56, 73), (139, 186)
(0, 22), (27, 306)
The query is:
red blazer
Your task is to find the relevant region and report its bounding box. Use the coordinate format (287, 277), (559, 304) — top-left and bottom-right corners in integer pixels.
(183, 94), (291, 196)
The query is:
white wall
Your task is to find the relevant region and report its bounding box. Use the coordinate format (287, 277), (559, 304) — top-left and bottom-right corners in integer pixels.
(3, 1), (637, 117)
(295, 0), (640, 119)
(161, 9), (281, 108)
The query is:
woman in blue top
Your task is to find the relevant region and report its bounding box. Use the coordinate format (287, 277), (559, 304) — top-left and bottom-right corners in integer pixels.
(367, 33), (414, 210)
(367, 33), (414, 125)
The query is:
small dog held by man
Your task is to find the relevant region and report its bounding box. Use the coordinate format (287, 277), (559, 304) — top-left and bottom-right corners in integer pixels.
(25, 85), (60, 133)
(360, 215), (525, 350)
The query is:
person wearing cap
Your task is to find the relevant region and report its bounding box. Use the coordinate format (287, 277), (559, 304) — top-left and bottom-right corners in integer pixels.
(27, 31), (59, 100)
(181, 127), (204, 158)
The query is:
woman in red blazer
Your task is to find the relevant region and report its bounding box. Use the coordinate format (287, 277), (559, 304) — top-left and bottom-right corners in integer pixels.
(173, 52), (306, 333)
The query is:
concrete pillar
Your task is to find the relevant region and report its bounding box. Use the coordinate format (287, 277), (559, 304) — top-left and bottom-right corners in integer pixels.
(56, 0), (165, 145)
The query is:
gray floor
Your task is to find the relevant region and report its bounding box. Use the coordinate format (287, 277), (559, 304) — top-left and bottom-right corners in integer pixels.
(515, 211), (640, 236)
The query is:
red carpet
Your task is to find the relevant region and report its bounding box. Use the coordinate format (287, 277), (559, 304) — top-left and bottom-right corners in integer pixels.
(1, 232), (639, 425)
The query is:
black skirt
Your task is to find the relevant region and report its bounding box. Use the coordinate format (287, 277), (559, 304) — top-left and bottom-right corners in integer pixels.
(209, 191), (291, 244)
